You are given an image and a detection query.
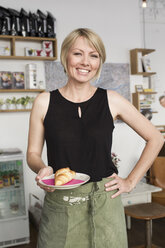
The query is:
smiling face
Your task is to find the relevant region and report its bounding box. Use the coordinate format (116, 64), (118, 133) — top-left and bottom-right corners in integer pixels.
(66, 36), (100, 84)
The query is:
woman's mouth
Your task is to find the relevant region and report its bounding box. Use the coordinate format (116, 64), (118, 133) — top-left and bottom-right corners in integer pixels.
(77, 68), (90, 74)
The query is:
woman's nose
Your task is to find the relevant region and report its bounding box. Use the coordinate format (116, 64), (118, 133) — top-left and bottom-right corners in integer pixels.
(81, 55), (89, 66)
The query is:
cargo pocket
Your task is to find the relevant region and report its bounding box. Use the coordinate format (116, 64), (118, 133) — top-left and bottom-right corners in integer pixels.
(37, 200), (68, 248)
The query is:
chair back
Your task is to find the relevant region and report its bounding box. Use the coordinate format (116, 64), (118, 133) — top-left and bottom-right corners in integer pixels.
(150, 157), (165, 189)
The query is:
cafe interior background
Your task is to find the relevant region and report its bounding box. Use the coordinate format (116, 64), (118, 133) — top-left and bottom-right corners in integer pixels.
(0, 0), (165, 245)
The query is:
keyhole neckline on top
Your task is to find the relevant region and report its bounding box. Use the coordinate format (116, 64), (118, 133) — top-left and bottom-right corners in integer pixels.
(57, 87), (99, 105)
(78, 106), (82, 118)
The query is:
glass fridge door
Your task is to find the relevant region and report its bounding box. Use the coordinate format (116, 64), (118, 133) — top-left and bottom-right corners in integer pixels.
(0, 156), (27, 220)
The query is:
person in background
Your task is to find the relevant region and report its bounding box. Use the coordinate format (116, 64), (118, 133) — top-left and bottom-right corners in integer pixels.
(159, 95), (165, 108)
(27, 28), (164, 248)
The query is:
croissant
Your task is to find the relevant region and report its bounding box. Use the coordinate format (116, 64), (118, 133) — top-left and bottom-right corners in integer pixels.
(55, 167), (76, 186)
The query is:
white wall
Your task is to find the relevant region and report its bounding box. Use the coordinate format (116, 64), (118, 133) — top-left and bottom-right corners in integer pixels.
(140, 4), (165, 125)
(0, 0), (145, 203)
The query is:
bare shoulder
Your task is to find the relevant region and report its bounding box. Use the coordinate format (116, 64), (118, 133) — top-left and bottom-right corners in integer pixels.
(31, 92), (50, 120)
(107, 89), (128, 103)
(106, 90), (130, 120)
(34, 91), (50, 106)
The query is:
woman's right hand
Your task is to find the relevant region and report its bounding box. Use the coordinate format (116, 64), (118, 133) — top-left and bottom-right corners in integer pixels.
(35, 166), (55, 192)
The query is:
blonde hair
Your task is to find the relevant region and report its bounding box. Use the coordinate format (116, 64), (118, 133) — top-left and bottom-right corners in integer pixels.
(60, 28), (106, 80)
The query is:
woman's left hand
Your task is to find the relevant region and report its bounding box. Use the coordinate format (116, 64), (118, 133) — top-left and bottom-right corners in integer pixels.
(105, 173), (134, 198)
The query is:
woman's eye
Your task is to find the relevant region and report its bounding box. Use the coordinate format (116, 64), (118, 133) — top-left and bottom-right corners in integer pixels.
(73, 52), (82, 56)
(91, 54), (99, 58)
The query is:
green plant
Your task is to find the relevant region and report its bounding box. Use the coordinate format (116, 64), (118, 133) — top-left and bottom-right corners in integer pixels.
(16, 98), (22, 104)
(0, 99), (4, 105)
(11, 97), (16, 104)
(21, 96), (30, 106)
(6, 98), (12, 104)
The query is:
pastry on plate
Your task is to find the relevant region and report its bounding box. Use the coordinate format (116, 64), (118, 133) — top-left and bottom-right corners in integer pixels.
(55, 167), (76, 186)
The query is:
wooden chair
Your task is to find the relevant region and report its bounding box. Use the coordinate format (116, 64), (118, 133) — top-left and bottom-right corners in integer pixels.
(149, 157), (165, 206)
(125, 202), (165, 248)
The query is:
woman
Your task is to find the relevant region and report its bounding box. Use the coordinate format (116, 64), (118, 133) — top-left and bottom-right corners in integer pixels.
(27, 28), (164, 248)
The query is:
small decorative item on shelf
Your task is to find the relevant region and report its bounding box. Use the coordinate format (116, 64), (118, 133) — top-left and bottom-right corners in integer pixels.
(24, 48), (36, 57)
(20, 96), (35, 109)
(143, 88), (154, 92)
(0, 46), (10, 56)
(13, 72), (25, 89)
(6, 97), (16, 110)
(0, 71), (13, 89)
(38, 81), (45, 89)
(20, 96), (31, 109)
(0, 98), (6, 110)
(25, 64), (38, 89)
(42, 41), (53, 57)
(142, 55), (152, 72)
(111, 153), (121, 168)
(16, 98), (23, 110)
(36, 49), (44, 57)
(135, 85), (144, 92)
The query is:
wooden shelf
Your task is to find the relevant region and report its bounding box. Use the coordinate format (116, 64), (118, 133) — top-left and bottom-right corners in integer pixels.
(132, 92), (157, 113)
(0, 35), (57, 61)
(137, 91), (157, 95)
(130, 48), (155, 76)
(0, 56), (56, 60)
(0, 89), (45, 93)
(0, 89), (45, 113)
(0, 36), (50, 113)
(0, 109), (31, 112)
(134, 72), (156, 77)
(0, 35), (56, 41)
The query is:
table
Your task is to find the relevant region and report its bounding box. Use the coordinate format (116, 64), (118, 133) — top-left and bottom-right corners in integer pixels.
(121, 181), (162, 229)
(121, 181), (162, 206)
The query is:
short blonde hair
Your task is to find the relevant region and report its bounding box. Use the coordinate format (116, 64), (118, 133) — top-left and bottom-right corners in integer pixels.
(60, 28), (106, 80)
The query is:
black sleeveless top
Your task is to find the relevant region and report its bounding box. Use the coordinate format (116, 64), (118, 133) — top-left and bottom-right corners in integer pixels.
(44, 87), (118, 182)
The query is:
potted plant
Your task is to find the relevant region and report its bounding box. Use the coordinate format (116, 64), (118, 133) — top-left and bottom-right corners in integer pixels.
(16, 98), (23, 109)
(6, 97), (16, 110)
(0, 98), (6, 110)
(21, 96), (30, 109)
(11, 97), (16, 109)
(6, 98), (12, 109)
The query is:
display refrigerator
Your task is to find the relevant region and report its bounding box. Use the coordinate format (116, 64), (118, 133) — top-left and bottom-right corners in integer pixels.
(0, 149), (30, 247)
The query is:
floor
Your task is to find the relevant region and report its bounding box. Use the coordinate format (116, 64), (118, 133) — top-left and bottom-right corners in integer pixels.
(11, 217), (165, 248)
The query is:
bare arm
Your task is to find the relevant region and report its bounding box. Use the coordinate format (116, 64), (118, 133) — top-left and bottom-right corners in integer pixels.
(106, 90), (164, 198)
(27, 92), (54, 191)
